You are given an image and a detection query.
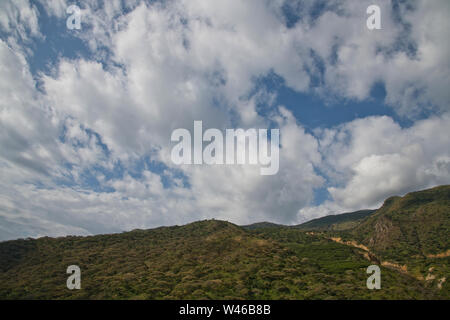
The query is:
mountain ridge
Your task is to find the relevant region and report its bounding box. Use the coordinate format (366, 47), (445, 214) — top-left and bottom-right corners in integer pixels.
(0, 185), (448, 299)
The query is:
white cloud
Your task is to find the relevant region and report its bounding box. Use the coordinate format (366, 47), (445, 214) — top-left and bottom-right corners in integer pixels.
(37, 0), (69, 18)
(299, 114), (450, 221)
(0, 0), (449, 240)
(0, 0), (41, 42)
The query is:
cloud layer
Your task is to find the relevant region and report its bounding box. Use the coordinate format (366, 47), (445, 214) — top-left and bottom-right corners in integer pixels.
(0, 0), (449, 240)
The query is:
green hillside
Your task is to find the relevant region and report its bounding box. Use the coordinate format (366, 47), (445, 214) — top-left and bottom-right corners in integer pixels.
(295, 210), (376, 231)
(341, 185), (450, 286)
(241, 222), (285, 230)
(351, 185), (450, 256)
(0, 186), (448, 300)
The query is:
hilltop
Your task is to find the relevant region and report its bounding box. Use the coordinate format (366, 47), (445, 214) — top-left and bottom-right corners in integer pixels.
(0, 186), (448, 299)
(342, 185), (450, 284)
(294, 209), (376, 231)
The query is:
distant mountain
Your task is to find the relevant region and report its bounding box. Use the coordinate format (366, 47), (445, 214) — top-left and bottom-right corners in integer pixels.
(0, 186), (448, 300)
(241, 221), (285, 230)
(242, 210), (377, 231)
(295, 209), (376, 231)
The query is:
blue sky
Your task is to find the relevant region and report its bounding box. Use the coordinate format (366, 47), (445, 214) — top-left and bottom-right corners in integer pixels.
(0, 0), (449, 240)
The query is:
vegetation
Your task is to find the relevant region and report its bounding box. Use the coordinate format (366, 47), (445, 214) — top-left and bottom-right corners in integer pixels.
(241, 222), (285, 230)
(346, 185), (450, 286)
(294, 210), (376, 231)
(0, 186), (448, 300)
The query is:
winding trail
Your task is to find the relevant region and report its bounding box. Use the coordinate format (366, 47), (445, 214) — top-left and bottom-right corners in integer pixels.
(426, 249), (450, 258)
(327, 236), (448, 289)
(329, 237), (412, 277)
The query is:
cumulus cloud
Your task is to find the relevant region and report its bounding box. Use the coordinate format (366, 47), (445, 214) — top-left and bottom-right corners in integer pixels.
(0, 40), (60, 180)
(0, 0), (449, 240)
(298, 114), (450, 221)
(0, 0), (41, 45)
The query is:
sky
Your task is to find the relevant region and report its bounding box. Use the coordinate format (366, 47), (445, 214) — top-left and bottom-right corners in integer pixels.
(0, 0), (449, 241)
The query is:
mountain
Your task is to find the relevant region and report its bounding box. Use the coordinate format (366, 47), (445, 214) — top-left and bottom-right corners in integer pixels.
(351, 185), (449, 256)
(242, 210), (377, 231)
(295, 210), (376, 231)
(241, 222), (286, 230)
(341, 185), (450, 284)
(0, 186), (448, 300)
